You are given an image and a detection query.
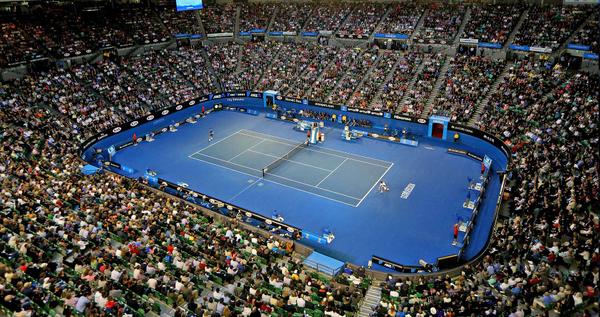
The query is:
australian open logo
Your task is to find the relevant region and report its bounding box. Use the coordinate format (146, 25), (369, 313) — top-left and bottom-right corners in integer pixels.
(176, 105), (183, 110)
(146, 115), (155, 121)
(417, 118), (427, 124)
(161, 110), (170, 115)
(130, 121), (139, 127)
(112, 127), (122, 133)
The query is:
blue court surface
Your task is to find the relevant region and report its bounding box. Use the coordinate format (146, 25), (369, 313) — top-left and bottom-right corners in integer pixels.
(112, 110), (501, 267)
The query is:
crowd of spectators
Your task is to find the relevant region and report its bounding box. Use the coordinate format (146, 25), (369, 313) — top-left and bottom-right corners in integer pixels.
(374, 53), (423, 115)
(461, 4), (523, 44)
(256, 43), (322, 93)
(200, 4), (236, 34)
(302, 4), (352, 33)
(0, 56), (372, 317)
(159, 7), (203, 36)
(336, 3), (387, 38)
(2, 3), (599, 68)
(0, 4), (599, 316)
(221, 42), (278, 92)
(327, 49), (378, 105)
(375, 3), (425, 36)
(413, 4), (465, 45)
(570, 17), (599, 53)
(348, 51), (400, 109)
(369, 56), (599, 316)
(270, 3), (312, 33)
(513, 5), (593, 50)
(429, 54), (505, 123)
(307, 48), (361, 102)
(238, 3), (275, 33)
(400, 53), (446, 117)
(282, 46), (339, 99)
(0, 19), (47, 66)
(205, 43), (242, 91)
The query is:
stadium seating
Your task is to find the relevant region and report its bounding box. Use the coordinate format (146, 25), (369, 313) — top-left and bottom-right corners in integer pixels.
(0, 2), (598, 317)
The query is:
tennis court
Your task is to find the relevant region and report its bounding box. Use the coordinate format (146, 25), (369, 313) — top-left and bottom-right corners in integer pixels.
(189, 129), (393, 206)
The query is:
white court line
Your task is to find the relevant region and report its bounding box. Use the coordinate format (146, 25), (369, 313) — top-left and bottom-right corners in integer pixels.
(240, 129), (394, 165)
(188, 153), (359, 207)
(238, 131), (391, 169)
(190, 151), (362, 201)
(246, 149), (333, 173)
(229, 177), (262, 201)
(356, 162), (394, 207)
(228, 139), (266, 162)
(189, 129), (245, 157)
(316, 158), (348, 187)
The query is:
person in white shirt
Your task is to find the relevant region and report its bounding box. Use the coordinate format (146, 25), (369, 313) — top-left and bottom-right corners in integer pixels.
(296, 296), (306, 308)
(147, 278), (157, 289)
(110, 269), (122, 282)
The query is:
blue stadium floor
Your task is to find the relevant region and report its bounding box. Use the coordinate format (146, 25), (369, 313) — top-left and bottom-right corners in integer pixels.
(112, 110), (501, 268)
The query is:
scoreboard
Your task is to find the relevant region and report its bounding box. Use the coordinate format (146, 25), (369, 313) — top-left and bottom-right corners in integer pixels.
(176, 0), (203, 11)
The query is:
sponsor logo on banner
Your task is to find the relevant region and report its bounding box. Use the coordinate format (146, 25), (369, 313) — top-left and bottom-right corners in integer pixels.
(188, 100), (195, 106)
(207, 32), (234, 38)
(450, 124), (474, 134)
(130, 121), (139, 127)
(393, 114), (413, 122)
(347, 107), (383, 116)
(161, 110), (170, 115)
(283, 96), (303, 103)
(112, 127), (122, 133)
(459, 38), (479, 44)
(448, 148), (468, 155)
(311, 101), (339, 109)
(417, 118), (427, 124)
(530, 46), (552, 53)
(176, 105), (183, 110)
(146, 115), (155, 121)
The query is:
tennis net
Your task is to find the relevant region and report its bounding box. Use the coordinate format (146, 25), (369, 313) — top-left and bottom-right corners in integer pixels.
(262, 141), (308, 177)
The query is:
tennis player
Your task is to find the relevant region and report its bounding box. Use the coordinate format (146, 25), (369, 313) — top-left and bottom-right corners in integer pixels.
(208, 129), (214, 142)
(378, 180), (389, 193)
